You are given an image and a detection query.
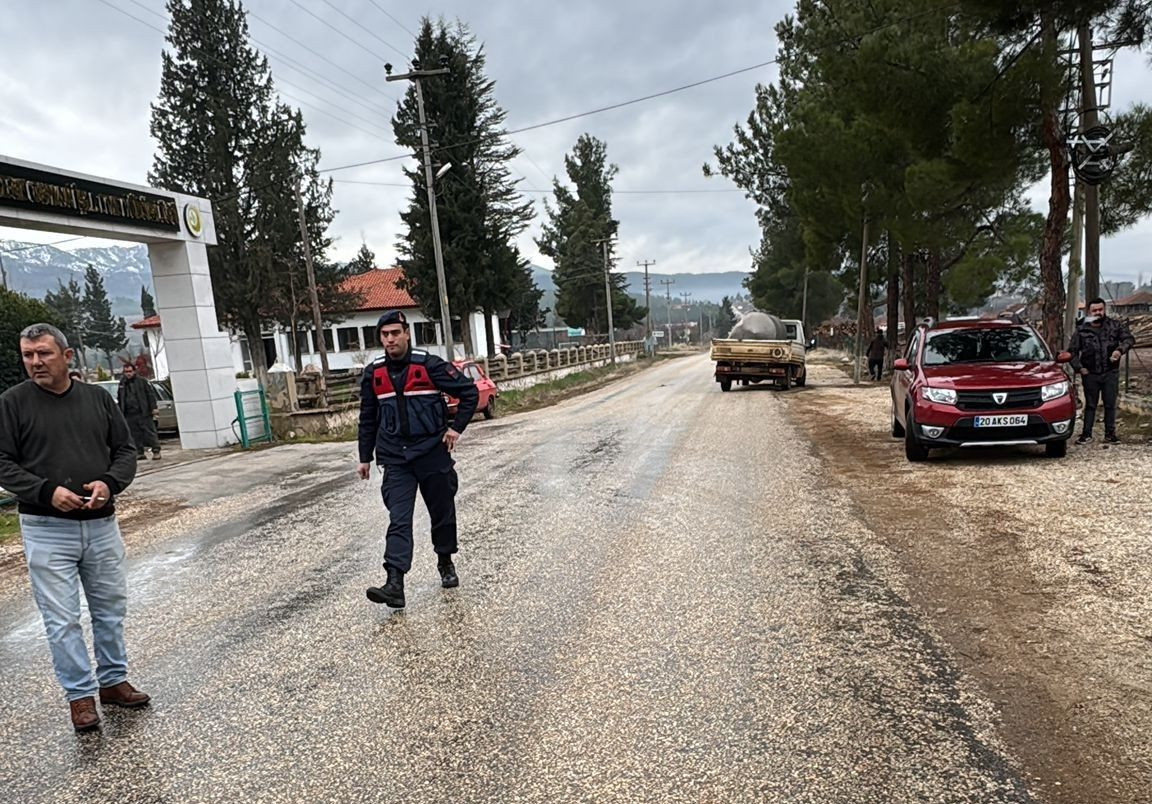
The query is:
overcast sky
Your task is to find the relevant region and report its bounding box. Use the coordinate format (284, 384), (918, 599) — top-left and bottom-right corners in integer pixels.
(1, 0), (1150, 285)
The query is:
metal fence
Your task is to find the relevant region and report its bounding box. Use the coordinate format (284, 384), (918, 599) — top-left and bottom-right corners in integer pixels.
(293, 341), (644, 410)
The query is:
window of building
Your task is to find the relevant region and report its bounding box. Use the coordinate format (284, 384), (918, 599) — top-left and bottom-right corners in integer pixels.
(239, 337), (253, 372)
(415, 321), (439, 346)
(337, 326), (361, 352)
(361, 325), (379, 350)
(322, 329), (335, 352)
(294, 330), (313, 355)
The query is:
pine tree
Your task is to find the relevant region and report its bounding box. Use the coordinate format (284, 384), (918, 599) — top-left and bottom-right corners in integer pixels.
(44, 277), (88, 368)
(1, 290), (61, 390)
(393, 19), (536, 356)
(346, 243), (377, 274)
(81, 265), (127, 371)
(537, 134), (646, 334)
(149, 0), (347, 381)
(140, 285), (158, 318)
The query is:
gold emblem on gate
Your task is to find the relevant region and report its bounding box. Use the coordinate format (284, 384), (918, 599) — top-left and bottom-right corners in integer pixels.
(183, 203), (203, 237)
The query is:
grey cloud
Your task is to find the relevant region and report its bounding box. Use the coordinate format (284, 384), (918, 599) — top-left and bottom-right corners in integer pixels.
(1, 0), (1149, 286)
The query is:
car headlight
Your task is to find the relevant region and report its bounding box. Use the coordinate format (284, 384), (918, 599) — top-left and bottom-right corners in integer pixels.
(922, 386), (957, 405)
(1041, 381), (1069, 402)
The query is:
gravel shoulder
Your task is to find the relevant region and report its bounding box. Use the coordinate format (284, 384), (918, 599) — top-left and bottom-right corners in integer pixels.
(780, 361), (1152, 803)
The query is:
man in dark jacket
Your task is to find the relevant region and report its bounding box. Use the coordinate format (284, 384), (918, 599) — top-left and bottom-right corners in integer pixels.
(357, 310), (479, 609)
(0, 324), (148, 732)
(117, 363), (160, 460)
(866, 328), (887, 381)
(1068, 297), (1136, 444)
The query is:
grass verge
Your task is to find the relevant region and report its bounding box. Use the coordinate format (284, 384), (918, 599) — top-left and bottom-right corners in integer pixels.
(0, 510), (20, 546)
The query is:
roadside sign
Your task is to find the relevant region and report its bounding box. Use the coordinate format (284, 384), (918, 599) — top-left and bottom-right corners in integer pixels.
(566, 327), (585, 337)
(653, 331), (665, 338)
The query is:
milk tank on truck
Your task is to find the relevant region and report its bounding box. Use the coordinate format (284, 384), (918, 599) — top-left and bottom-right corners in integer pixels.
(710, 312), (807, 391)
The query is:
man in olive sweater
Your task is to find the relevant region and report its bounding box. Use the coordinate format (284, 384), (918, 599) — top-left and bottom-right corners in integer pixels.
(0, 324), (150, 732)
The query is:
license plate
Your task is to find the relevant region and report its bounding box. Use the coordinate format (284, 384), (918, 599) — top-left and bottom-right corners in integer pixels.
(974, 415), (1028, 428)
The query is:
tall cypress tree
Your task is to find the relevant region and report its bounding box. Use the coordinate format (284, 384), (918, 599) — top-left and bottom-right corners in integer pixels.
(537, 134), (645, 334)
(81, 265), (127, 371)
(44, 277), (88, 368)
(140, 285), (158, 318)
(149, 0), (346, 380)
(393, 19), (536, 356)
(346, 243), (377, 274)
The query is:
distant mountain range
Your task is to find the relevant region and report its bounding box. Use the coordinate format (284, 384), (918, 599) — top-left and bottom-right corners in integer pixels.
(0, 241), (152, 320)
(530, 266), (748, 307)
(0, 242), (750, 326)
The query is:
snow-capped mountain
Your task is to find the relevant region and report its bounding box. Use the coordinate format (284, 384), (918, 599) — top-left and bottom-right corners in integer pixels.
(0, 242), (152, 317)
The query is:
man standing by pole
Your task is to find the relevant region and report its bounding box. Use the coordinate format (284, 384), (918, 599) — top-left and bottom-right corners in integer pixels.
(0, 324), (147, 731)
(358, 310), (479, 609)
(1069, 298), (1135, 444)
(117, 363), (160, 461)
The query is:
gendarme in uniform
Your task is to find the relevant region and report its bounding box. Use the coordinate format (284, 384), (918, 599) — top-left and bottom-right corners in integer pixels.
(357, 310), (478, 608)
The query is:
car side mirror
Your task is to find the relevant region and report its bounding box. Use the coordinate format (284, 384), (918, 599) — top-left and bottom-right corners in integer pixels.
(893, 358), (911, 371)
(1056, 351), (1072, 364)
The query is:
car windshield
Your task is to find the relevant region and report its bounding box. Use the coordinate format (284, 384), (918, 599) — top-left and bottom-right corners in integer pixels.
(922, 327), (1049, 366)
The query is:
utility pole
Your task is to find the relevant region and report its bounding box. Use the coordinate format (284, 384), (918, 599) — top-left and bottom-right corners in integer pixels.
(295, 177), (329, 408)
(854, 214), (871, 385)
(594, 238), (617, 364)
(1078, 23), (1101, 302)
(681, 291), (693, 344)
(386, 61), (456, 359)
(637, 259), (655, 337)
(801, 266), (810, 329)
(1065, 181), (1085, 344)
(660, 278), (676, 348)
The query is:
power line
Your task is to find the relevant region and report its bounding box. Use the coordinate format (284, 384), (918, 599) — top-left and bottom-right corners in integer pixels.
(0, 238), (87, 254)
(329, 179), (744, 195)
(276, 89), (389, 139)
(317, 2), (963, 176)
(366, 0), (417, 38)
(246, 10), (398, 105)
(99, 0), (392, 137)
(285, 0), (385, 64)
(318, 0), (408, 59)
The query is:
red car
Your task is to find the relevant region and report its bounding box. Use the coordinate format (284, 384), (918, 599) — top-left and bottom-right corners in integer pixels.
(445, 360), (499, 420)
(890, 319), (1076, 461)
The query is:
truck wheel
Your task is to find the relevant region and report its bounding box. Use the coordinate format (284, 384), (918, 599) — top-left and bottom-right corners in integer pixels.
(779, 370), (791, 391)
(904, 411), (930, 462)
(1045, 439), (1067, 458)
(719, 378), (732, 392)
(483, 397), (498, 420)
(795, 369), (806, 387)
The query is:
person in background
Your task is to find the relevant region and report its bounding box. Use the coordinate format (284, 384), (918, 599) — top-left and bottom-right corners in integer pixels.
(867, 328), (887, 381)
(117, 363), (160, 460)
(1068, 297), (1136, 444)
(0, 324), (147, 732)
(68, 370), (84, 383)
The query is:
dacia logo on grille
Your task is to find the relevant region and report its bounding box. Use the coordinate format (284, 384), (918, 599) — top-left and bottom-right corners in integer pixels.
(993, 392), (1008, 405)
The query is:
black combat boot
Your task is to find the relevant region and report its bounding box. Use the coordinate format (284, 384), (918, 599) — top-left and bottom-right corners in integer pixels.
(437, 555), (459, 589)
(366, 566), (405, 608)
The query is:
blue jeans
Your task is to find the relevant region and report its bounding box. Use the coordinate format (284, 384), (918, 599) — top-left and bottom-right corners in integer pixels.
(20, 515), (129, 701)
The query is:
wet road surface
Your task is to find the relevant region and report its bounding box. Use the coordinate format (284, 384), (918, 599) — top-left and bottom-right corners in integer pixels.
(0, 355), (1033, 802)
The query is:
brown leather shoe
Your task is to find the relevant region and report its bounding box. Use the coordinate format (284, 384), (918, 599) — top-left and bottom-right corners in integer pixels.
(70, 697), (100, 732)
(99, 681), (151, 709)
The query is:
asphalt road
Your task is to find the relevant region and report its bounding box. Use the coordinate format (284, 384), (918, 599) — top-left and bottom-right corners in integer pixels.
(0, 355), (1033, 803)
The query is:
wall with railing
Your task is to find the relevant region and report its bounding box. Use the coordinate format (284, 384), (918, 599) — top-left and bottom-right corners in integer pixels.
(290, 340), (645, 411)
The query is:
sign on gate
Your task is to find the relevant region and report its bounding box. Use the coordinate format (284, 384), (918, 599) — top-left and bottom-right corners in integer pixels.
(0, 159), (180, 232)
